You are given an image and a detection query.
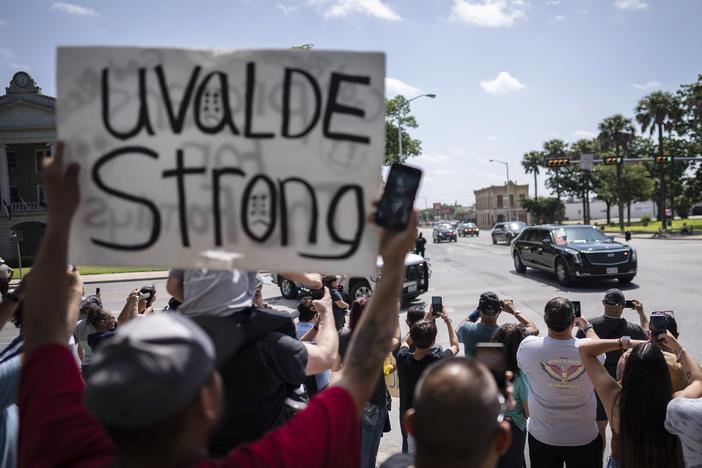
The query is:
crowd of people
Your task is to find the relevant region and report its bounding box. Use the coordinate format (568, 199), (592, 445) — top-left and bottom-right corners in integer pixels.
(0, 143), (700, 468)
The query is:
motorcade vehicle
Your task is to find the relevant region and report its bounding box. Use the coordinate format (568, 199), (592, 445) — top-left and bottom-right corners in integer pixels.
(491, 221), (527, 244)
(458, 222), (479, 237)
(272, 253), (431, 301)
(511, 224), (637, 286)
(433, 225), (457, 243)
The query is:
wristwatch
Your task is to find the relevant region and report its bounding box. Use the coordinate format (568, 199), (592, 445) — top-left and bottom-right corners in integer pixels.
(619, 336), (631, 350)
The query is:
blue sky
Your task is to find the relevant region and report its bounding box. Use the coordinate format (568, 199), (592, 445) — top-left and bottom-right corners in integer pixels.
(1, 0), (701, 206)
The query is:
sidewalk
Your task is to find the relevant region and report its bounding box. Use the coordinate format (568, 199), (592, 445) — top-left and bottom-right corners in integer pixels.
(9, 270), (170, 287)
(607, 232), (702, 241)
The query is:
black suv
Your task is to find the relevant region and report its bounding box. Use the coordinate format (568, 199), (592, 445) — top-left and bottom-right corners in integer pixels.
(491, 221), (527, 245)
(511, 225), (637, 285)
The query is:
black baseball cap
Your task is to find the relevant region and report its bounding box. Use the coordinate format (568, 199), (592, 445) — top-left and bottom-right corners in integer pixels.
(603, 288), (625, 306)
(479, 292), (502, 316)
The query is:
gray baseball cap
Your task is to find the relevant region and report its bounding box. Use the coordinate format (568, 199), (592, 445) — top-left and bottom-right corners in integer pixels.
(603, 288), (625, 306)
(85, 313), (215, 429)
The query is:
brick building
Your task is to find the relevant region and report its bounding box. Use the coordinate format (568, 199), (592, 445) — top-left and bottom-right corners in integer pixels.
(474, 182), (529, 229)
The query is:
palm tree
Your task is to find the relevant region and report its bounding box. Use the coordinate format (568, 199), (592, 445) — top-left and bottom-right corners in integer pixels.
(635, 91), (682, 230)
(598, 114), (635, 232)
(542, 139), (568, 200)
(521, 151), (543, 200)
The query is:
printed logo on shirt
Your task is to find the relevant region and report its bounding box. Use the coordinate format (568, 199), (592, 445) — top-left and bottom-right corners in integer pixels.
(540, 359), (586, 388)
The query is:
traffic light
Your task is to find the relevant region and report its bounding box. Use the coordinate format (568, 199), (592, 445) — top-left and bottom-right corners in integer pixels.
(655, 156), (673, 164)
(546, 158), (570, 167)
(603, 157), (623, 165)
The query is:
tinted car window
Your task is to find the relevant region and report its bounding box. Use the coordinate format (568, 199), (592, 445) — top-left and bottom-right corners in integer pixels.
(522, 229), (535, 242)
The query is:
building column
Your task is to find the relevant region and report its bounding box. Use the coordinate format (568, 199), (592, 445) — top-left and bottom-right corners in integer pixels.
(0, 144), (10, 209)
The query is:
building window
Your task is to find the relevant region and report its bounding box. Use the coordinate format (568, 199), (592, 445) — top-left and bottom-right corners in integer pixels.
(497, 195), (503, 208)
(36, 185), (45, 203)
(9, 187), (18, 203)
(509, 194), (515, 207)
(519, 194), (525, 200)
(7, 151), (16, 183)
(35, 149), (50, 174)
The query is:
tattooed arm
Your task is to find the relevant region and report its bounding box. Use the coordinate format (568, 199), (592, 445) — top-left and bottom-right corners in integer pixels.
(333, 213), (417, 414)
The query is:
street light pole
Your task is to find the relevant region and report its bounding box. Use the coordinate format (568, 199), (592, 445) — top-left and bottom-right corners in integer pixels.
(490, 159), (511, 222)
(396, 93), (437, 161)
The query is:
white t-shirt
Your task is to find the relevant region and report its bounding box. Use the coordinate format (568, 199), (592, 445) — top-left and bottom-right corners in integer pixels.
(170, 269), (255, 317)
(517, 335), (604, 446)
(74, 319), (97, 366)
(665, 397), (702, 468)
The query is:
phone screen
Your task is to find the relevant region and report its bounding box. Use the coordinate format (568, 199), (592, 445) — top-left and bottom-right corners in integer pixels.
(572, 301), (581, 318)
(475, 343), (507, 390)
(431, 296), (442, 316)
(375, 163), (423, 231)
(625, 300), (635, 309)
(650, 314), (667, 335)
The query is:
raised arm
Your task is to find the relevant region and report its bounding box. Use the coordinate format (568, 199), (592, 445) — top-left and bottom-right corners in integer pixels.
(442, 312), (459, 356)
(22, 142), (83, 356)
(502, 299), (539, 336)
(117, 289), (140, 325)
(632, 300), (649, 332)
(279, 272), (323, 290)
(334, 213), (416, 413)
(659, 333), (702, 399)
(303, 288), (338, 375)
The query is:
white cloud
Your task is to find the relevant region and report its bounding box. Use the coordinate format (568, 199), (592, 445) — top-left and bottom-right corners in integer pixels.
(385, 77), (422, 97)
(52, 2), (99, 17)
(480, 71), (525, 95)
(449, 0), (526, 28)
(573, 130), (596, 139)
(0, 48), (30, 71)
(546, 0), (560, 4)
(488, 135), (499, 141)
(614, 0), (647, 10)
(277, 2), (300, 15)
(315, 0), (401, 20)
(632, 81), (661, 91)
(552, 14), (565, 21)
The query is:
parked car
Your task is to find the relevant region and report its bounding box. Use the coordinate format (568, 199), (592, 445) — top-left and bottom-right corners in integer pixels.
(433, 225), (457, 243)
(272, 253), (431, 301)
(458, 222), (479, 237)
(491, 221), (527, 244)
(511, 224), (637, 286)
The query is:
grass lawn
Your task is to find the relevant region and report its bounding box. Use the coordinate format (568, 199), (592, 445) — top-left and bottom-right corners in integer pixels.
(12, 265), (163, 280)
(602, 218), (702, 233)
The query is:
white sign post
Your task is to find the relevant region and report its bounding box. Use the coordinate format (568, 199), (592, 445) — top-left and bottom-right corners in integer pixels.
(57, 47), (385, 275)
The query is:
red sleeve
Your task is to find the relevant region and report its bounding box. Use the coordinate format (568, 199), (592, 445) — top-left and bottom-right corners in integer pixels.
(19, 344), (116, 468)
(202, 387), (360, 468)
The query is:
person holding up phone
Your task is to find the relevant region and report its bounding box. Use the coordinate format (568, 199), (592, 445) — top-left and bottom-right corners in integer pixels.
(456, 292), (503, 357)
(575, 288), (648, 446)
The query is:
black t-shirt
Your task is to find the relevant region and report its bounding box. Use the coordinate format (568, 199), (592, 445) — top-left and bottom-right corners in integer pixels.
(338, 328), (387, 407)
(208, 332), (308, 456)
(416, 237), (426, 249)
(380, 453), (414, 468)
(396, 346), (453, 415)
(331, 288), (346, 331)
(576, 315), (647, 376)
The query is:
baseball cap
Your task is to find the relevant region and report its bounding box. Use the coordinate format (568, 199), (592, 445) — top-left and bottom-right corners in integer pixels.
(479, 292), (502, 316)
(85, 313), (215, 429)
(603, 288), (625, 306)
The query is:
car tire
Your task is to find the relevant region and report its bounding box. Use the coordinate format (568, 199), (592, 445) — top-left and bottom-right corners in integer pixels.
(279, 278), (298, 299)
(350, 279), (372, 300)
(555, 259), (571, 286)
(618, 276), (635, 285)
(513, 252), (527, 274)
(492, 236), (497, 245)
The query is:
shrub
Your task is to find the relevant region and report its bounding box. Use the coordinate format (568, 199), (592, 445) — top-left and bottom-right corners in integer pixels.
(640, 215), (651, 227)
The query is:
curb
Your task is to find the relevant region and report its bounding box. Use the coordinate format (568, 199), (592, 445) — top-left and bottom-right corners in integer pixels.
(10, 270), (170, 287)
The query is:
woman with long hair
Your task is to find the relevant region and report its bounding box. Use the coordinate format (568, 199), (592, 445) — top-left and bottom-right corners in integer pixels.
(492, 323), (530, 468)
(579, 338), (684, 468)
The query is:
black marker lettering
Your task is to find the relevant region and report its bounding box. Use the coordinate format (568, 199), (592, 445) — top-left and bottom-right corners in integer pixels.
(194, 71), (239, 135)
(281, 68), (322, 138)
(212, 167), (245, 246)
(101, 68), (155, 140)
(156, 65), (202, 134)
(244, 62), (275, 139)
(323, 73), (371, 144)
(278, 177), (318, 246)
(241, 174), (277, 243)
(91, 146), (161, 250)
(162, 149), (206, 247)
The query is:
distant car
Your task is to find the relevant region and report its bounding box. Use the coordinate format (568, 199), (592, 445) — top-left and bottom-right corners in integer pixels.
(272, 253), (430, 301)
(458, 222), (479, 237)
(433, 225), (457, 243)
(491, 221), (527, 244)
(511, 224), (637, 286)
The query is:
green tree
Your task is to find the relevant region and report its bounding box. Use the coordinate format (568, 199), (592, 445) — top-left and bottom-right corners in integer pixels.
(598, 114), (635, 232)
(569, 139), (600, 223)
(385, 95), (423, 165)
(521, 151), (544, 200)
(592, 165), (618, 225)
(620, 164), (655, 224)
(521, 197), (564, 224)
(635, 91), (682, 229)
(543, 139), (568, 204)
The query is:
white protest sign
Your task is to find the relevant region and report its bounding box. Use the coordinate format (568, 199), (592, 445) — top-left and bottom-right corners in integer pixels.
(57, 47), (385, 275)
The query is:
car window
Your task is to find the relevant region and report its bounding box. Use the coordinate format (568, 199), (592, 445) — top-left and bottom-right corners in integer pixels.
(522, 229), (534, 241)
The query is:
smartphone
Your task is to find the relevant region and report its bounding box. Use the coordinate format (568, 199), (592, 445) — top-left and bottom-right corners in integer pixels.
(571, 301), (581, 318)
(139, 291), (152, 301)
(431, 296), (442, 317)
(624, 300), (635, 309)
(475, 343), (507, 391)
(650, 313), (667, 336)
(375, 163), (423, 231)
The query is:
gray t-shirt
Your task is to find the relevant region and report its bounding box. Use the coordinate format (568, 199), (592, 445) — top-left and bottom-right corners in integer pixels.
(456, 321), (499, 357)
(665, 397), (702, 468)
(170, 269), (256, 317)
